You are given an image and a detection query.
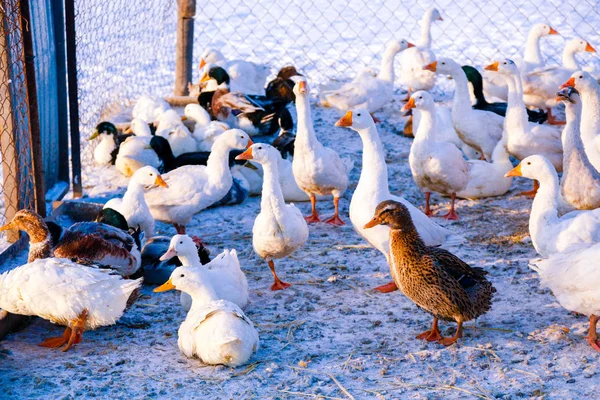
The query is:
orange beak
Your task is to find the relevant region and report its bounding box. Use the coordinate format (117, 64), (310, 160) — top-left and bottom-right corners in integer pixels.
(235, 147), (253, 160)
(407, 42), (415, 48)
(504, 163), (522, 178)
(200, 72), (210, 83)
(401, 97), (416, 113)
(484, 61), (499, 71)
(335, 111), (353, 127)
(124, 127), (132, 134)
(423, 61), (437, 72)
(586, 42), (596, 53)
(181, 116), (188, 121)
(155, 175), (169, 188)
(298, 81), (307, 94)
(245, 138), (254, 148)
(560, 77), (576, 89)
(437, 16), (444, 21)
(154, 278), (176, 292)
(199, 58), (206, 69)
(548, 27), (559, 35)
(364, 216), (381, 229)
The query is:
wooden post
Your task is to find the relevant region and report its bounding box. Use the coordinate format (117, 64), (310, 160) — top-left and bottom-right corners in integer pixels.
(174, 0), (196, 96)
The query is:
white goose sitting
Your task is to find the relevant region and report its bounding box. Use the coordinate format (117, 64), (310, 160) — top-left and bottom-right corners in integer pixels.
(114, 121), (161, 177)
(485, 59), (562, 195)
(104, 166), (168, 239)
(154, 266), (259, 366)
(236, 144), (308, 290)
(292, 78), (351, 225)
(183, 103), (229, 151)
(522, 38), (595, 124)
(561, 71), (600, 172)
(163, 125), (198, 158)
(336, 108), (451, 292)
(0, 258), (142, 352)
(399, 7), (443, 97)
(557, 86), (600, 210)
(144, 129), (253, 234)
(424, 58), (504, 161)
(199, 47), (269, 95)
(155, 109), (186, 137)
(320, 39), (413, 113)
(506, 155), (600, 257)
(404, 91), (470, 220)
(159, 235), (248, 311)
(530, 244), (600, 353)
(132, 94), (170, 123)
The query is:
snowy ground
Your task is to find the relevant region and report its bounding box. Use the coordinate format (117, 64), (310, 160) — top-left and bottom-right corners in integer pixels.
(1, 96), (599, 399)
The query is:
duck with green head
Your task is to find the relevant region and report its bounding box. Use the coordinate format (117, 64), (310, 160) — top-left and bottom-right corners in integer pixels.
(89, 122), (134, 166)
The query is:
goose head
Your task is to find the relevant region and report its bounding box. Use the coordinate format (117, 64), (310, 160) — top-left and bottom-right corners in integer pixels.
(125, 117), (153, 136)
(564, 38), (596, 55)
(422, 57), (459, 75)
(505, 155), (554, 180)
(159, 234), (197, 262)
(401, 91), (435, 113)
(0, 209), (48, 242)
(200, 65), (230, 90)
(89, 121), (118, 141)
(364, 200), (415, 231)
(235, 143), (279, 165)
(292, 77), (309, 97)
(335, 109), (374, 130)
(561, 70), (599, 93)
(199, 47), (225, 69)
(184, 103), (212, 126)
(484, 59), (519, 77)
(531, 23), (559, 38)
(386, 39), (415, 55)
(215, 129), (253, 150)
(131, 165), (168, 188)
(425, 8), (443, 23)
(154, 266), (209, 294)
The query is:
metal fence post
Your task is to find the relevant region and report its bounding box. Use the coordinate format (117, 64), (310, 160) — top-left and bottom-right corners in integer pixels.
(174, 0), (196, 96)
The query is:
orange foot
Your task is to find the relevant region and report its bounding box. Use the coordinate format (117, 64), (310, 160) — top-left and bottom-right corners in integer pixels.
(519, 189), (537, 198)
(271, 279), (291, 291)
(304, 214), (321, 223)
(441, 210), (459, 221)
(588, 337), (600, 352)
(438, 336), (459, 346)
(39, 327), (71, 348)
(416, 329), (442, 342)
(374, 281), (398, 293)
(324, 215), (345, 226)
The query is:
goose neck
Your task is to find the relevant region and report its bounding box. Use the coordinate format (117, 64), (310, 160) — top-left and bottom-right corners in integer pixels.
(177, 251), (202, 269)
(260, 160), (286, 212)
(414, 108), (436, 141)
(378, 48), (396, 83)
(562, 48), (580, 70)
(504, 73), (528, 130)
(356, 126), (390, 193)
(187, 282), (219, 309)
(530, 169), (560, 229)
(419, 14), (434, 48)
(295, 94), (319, 148)
(450, 69), (473, 113)
(524, 30), (543, 66)
(206, 142), (233, 185)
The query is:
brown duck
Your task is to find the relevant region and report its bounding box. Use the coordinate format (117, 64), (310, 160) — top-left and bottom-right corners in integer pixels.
(365, 200), (496, 346)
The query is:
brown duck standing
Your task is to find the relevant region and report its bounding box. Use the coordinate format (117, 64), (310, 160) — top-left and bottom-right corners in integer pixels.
(365, 200), (496, 345)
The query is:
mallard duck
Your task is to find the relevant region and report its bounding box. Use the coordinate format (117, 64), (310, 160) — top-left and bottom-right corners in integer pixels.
(183, 103), (229, 151)
(88, 122), (134, 166)
(0, 257), (142, 351)
(404, 91), (470, 220)
(292, 78), (352, 225)
(199, 47), (269, 95)
(144, 129), (252, 234)
(336, 109), (451, 292)
(424, 59), (504, 161)
(159, 234), (248, 309)
(155, 266), (259, 366)
(266, 65), (303, 105)
(271, 108), (296, 159)
(399, 8), (442, 97)
(560, 71), (600, 172)
(320, 39), (413, 113)
(236, 144), (308, 290)
(530, 244), (600, 352)
(364, 200), (495, 346)
(104, 166), (167, 239)
(462, 65), (547, 123)
(556, 86), (600, 210)
(505, 155), (600, 257)
(1, 210), (142, 276)
(132, 94), (170, 123)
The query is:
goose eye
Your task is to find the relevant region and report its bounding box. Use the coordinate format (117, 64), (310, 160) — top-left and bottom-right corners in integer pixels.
(149, 173), (153, 176)
(503, 62), (507, 65)
(441, 62), (445, 65)
(527, 162), (531, 165)
(180, 274), (185, 278)
(579, 75), (583, 79)
(419, 96), (422, 99)
(179, 241), (183, 244)
(258, 146), (262, 149)
(357, 113), (361, 116)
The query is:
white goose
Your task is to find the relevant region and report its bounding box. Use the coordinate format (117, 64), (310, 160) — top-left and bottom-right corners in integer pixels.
(132, 94), (170, 123)
(104, 166), (168, 239)
(404, 91), (470, 220)
(236, 144), (308, 290)
(154, 266), (259, 366)
(144, 129), (252, 234)
(424, 58), (504, 161)
(183, 103), (229, 152)
(506, 155), (600, 257)
(399, 7), (443, 96)
(114, 134), (161, 177)
(292, 78), (351, 225)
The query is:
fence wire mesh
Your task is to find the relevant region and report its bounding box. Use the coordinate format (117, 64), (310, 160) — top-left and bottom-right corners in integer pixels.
(0, 0), (37, 247)
(74, 0), (600, 186)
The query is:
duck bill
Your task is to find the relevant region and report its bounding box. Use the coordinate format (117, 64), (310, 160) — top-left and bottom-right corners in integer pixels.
(199, 58), (206, 69)
(159, 247), (177, 262)
(364, 217), (381, 229)
(407, 42), (415, 48)
(181, 116), (188, 121)
(484, 61), (499, 71)
(235, 147), (253, 160)
(504, 163), (522, 177)
(155, 175), (169, 188)
(200, 72), (210, 83)
(560, 77), (576, 89)
(124, 127), (133, 134)
(335, 111), (353, 127)
(0, 221), (15, 231)
(401, 97), (416, 113)
(422, 61), (437, 72)
(88, 130), (100, 140)
(154, 278), (176, 292)
(298, 81), (307, 94)
(586, 42), (596, 53)
(548, 27), (559, 35)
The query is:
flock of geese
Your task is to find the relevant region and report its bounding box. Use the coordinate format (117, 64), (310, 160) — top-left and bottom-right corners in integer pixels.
(1, 8), (600, 369)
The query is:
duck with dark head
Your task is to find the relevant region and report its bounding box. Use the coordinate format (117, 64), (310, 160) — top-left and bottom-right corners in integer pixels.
(365, 200), (496, 346)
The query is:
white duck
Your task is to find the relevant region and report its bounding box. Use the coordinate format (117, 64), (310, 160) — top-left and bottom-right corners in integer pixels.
(236, 144), (308, 290)
(126, 117), (153, 137)
(506, 155), (600, 257)
(404, 91), (470, 220)
(482, 23), (559, 101)
(399, 7), (443, 96)
(456, 134), (513, 199)
(424, 58), (504, 161)
(155, 109), (186, 137)
(557, 86), (600, 210)
(320, 39), (413, 113)
(199, 47), (269, 95)
(144, 129), (252, 234)
(530, 244), (600, 352)
(183, 103), (229, 151)
(114, 134), (161, 177)
(561, 71), (600, 172)
(0, 258), (142, 352)
(159, 234), (248, 311)
(132, 94), (170, 123)
(164, 125), (198, 158)
(292, 78), (351, 225)
(154, 266), (259, 366)
(522, 38), (596, 124)
(104, 166), (168, 238)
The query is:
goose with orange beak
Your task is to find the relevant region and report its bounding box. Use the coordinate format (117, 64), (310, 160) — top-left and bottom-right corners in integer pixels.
(235, 144), (308, 291)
